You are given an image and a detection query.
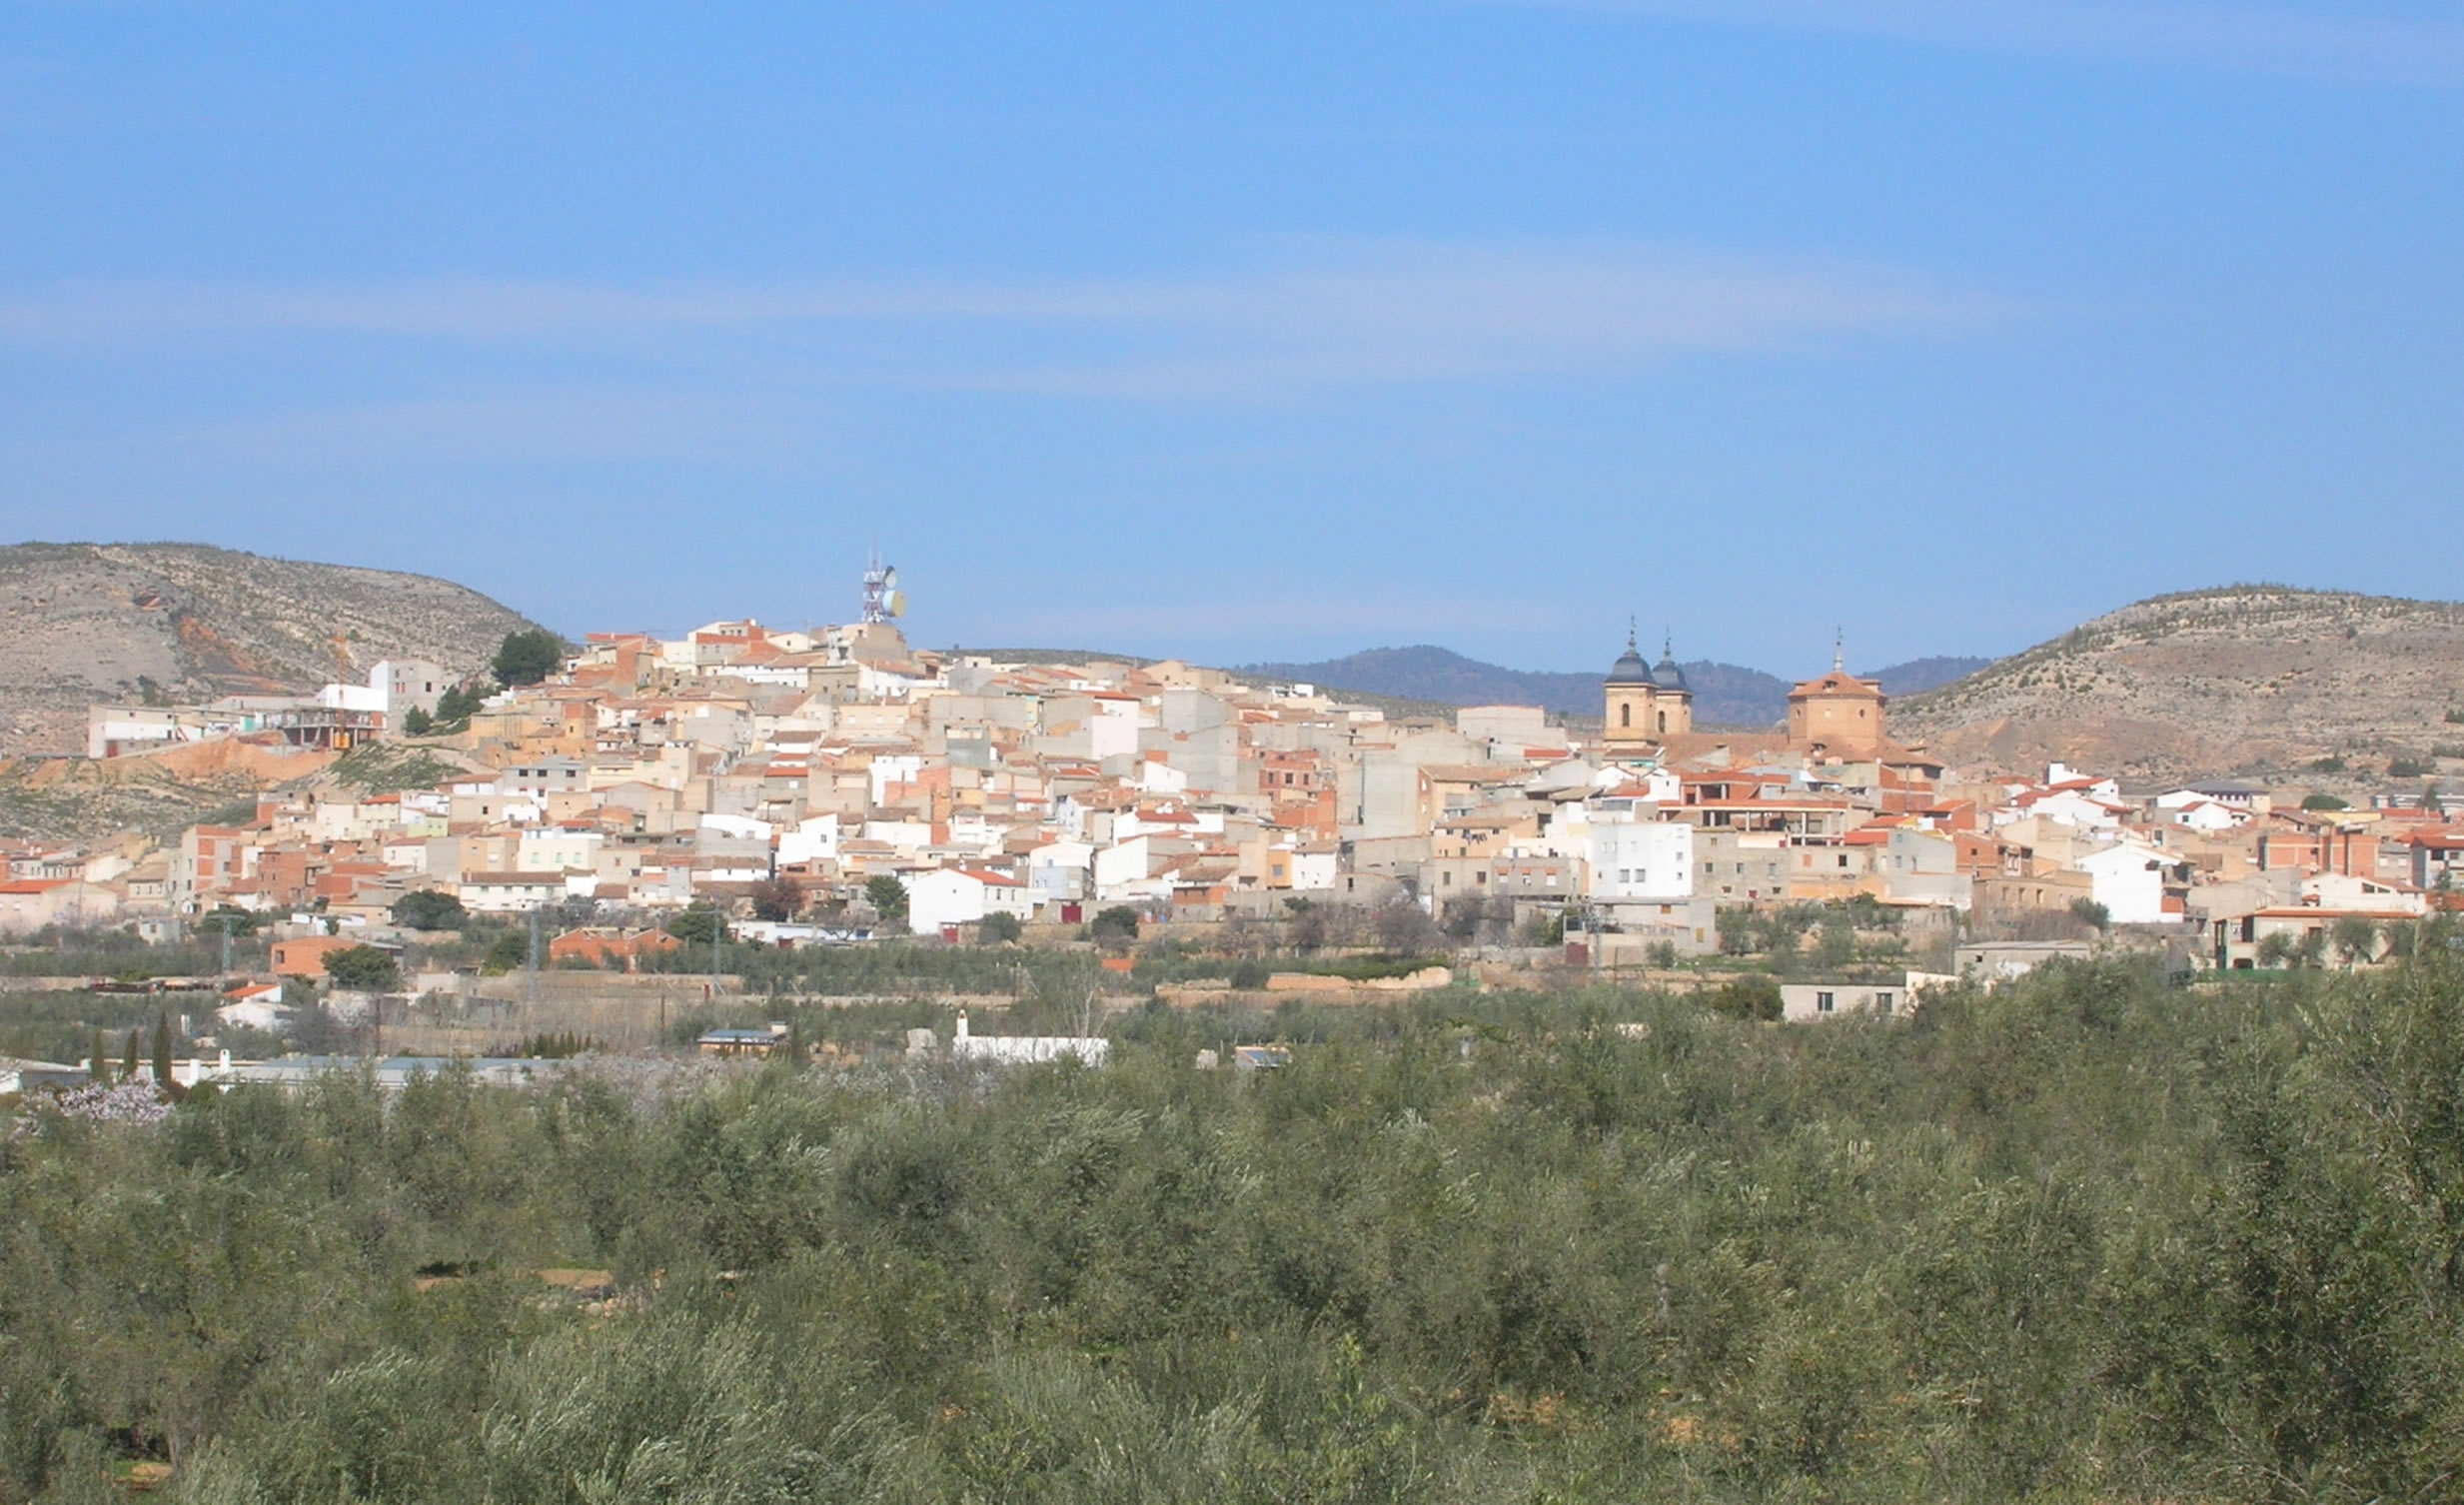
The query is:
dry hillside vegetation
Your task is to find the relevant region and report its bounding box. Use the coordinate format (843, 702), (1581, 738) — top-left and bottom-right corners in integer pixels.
(0, 737), (487, 845)
(0, 738), (328, 843)
(0, 542), (544, 757)
(1900, 586), (2464, 780)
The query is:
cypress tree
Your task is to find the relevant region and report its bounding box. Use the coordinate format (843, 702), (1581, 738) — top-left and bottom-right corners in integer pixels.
(152, 1014), (177, 1096)
(90, 1026), (111, 1082)
(122, 1027), (143, 1084)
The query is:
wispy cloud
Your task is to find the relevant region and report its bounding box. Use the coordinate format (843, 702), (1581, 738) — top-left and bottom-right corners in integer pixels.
(1481, 0), (2464, 86)
(0, 239), (1993, 400)
(166, 391), (818, 467)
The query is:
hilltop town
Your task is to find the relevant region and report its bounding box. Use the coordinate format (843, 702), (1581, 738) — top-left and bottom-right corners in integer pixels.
(7, 562), (2460, 1022)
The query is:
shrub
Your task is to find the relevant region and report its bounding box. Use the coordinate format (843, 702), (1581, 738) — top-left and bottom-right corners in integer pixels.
(490, 628), (565, 688)
(666, 905), (724, 946)
(1709, 973), (1783, 1020)
(482, 929), (531, 975)
(863, 876), (909, 926)
(391, 890), (468, 931)
(431, 684), (485, 728)
(321, 945), (400, 991)
(1089, 905), (1141, 948)
(200, 904), (260, 939)
(747, 876), (803, 923)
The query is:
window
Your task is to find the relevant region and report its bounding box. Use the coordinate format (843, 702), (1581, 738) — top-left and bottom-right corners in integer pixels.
(1839, 854), (1849, 868)
(1817, 990), (1836, 1012)
(1658, 711), (1668, 734)
(1874, 991), (1894, 1012)
(1620, 704), (1632, 728)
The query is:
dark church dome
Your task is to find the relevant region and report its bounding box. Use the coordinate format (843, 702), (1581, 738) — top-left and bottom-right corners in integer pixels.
(1652, 639), (1690, 693)
(1606, 631), (1653, 687)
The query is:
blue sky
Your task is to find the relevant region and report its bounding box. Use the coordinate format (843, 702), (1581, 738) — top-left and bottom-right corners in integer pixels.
(3, 1), (2459, 676)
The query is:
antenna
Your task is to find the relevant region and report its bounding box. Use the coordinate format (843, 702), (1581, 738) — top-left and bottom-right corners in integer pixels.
(860, 552), (903, 626)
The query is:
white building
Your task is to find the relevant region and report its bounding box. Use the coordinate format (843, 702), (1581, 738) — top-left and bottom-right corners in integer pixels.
(776, 814), (841, 867)
(1779, 981), (1911, 1022)
(1027, 839), (1094, 902)
(369, 660), (449, 725)
(946, 1010), (1109, 1066)
(458, 872), (568, 913)
(2076, 840), (2174, 925)
(905, 866), (1033, 933)
(1586, 816), (1694, 901)
(517, 826), (604, 875)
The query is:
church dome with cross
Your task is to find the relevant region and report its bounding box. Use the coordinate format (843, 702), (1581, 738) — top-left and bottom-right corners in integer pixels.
(1603, 625), (1693, 745)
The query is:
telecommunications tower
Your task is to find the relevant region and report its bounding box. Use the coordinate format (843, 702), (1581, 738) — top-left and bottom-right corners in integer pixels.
(859, 552), (906, 626)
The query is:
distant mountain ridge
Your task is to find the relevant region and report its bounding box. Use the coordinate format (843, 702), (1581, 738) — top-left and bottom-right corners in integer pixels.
(0, 542), (548, 759)
(1239, 645), (1989, 728)
(1899, 585), (2464, 780)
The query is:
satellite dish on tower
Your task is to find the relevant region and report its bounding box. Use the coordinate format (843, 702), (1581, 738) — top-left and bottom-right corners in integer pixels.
(859, 552), (904, 626)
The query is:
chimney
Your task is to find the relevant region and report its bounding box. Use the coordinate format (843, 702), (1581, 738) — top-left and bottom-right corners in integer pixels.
(954, 1010), (969, 1043)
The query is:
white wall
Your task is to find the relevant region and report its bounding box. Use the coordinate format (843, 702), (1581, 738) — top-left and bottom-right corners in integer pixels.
(1587, 819), (1694, 901)
(2078, 843), (2169, 924)
(905, 870), (986, 931)
(777, 814), (840, 866)
(1780, 982), (1909, 1022)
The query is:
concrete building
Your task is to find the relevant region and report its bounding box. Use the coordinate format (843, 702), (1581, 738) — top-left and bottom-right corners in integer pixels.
(1780, 980), (1911, 1022)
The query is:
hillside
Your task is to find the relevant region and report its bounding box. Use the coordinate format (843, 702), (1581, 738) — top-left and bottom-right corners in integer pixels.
(0, 542), (548, 758)
(1899, 585), (2464, 780)
(1239, 646), (1989, 729)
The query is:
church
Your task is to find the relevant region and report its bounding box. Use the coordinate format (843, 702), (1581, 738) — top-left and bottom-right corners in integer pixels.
(1601, 629), (1693, 746)
(1601, 629), (1891, 760)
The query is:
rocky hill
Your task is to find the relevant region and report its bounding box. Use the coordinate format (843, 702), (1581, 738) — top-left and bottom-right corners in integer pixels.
(0, 542), (547, 759)
(1899, 586), (2464, 781)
